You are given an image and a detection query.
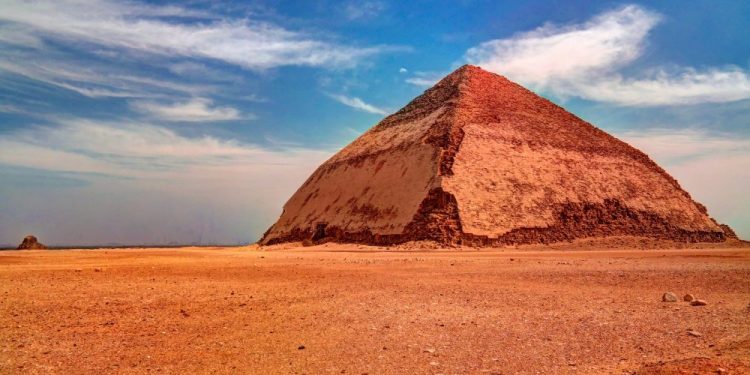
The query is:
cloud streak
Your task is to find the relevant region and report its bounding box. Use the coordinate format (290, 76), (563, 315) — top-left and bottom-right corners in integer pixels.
(405, 70), (446, 88)
(466, 5), (750, 106)
(619, 128), (750, 238)
(327, 93), (388, 115)
(0, 118), (334, 246)
(0, 0), (388, 71)
(130, 98), (245, 122)
(0, 58), (210, 99)
(344, 1), (387, 21)
(0, 118), (331, 178)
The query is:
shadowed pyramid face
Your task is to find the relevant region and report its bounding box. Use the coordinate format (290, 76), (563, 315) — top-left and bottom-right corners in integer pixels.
(260, 65), (730, 246)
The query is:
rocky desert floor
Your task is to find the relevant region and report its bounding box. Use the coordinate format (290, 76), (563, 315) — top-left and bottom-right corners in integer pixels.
(2, 242), (750, 374)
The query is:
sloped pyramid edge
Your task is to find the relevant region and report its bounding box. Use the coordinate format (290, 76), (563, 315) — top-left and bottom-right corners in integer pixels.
(260, 65), (735, 246)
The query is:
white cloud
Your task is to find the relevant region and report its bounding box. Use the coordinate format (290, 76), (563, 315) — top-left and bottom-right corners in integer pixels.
(237, 94), (269, 103)
(405, 71), (444, 88)
(618, 128), (750, 238)
(0, 58), (209, 98)
(0, 118), (331, 179)
(0, 118), (334, 246)
(166, 62), (243, 83)
(0, 0), (388, 71)
(465, 5), (750, 106)
(327, 93), (388, 115)
(130, 98), (245, 122)
(575, 68), (750, 106)
(344, 1), (387, 21)
(399, 67), (408, 74)
(0, 104), (24, 113)
(405, 77), (437, 87)
(467, 5), (658, 85)
(0, 23), (44, 48)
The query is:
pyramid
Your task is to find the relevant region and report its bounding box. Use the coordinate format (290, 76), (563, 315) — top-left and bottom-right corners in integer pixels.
(261, 65), (732, 246)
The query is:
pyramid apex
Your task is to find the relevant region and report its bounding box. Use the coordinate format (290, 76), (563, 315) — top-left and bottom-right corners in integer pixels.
(447, 64), (502, 79)
(431, 64), (513, 94)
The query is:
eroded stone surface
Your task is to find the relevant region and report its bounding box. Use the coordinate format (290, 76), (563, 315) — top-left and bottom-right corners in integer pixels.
(260, 65), (732, 246)
(17, 235), (46, 250)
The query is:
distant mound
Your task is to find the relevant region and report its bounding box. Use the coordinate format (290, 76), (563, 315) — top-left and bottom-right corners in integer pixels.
(261, 65), (736, 247)
(17, 235), (47, 250)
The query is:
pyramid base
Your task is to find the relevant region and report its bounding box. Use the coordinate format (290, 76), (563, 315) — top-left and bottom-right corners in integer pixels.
(261, 189), (728, 247)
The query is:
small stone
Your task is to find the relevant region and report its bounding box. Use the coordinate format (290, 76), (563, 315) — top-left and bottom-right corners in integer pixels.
(180, 309), (190, 317)
(429, 361), (439, 366)
(423, 348), (436, 354)
(687, 330), (702, 337)
(298, 345), (305, 350)
(662, 292), (678, 302)
(690, 299), (708, 306)
(717, 367), (727, 373)
(683, 294), (695, 302)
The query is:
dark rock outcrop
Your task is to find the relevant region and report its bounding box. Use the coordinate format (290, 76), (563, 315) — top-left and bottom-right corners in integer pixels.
(17, 235), (47, 250)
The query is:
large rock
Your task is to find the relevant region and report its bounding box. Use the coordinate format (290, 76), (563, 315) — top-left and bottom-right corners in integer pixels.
(260, 65), (730, 247)
(17, 235), (47, 250)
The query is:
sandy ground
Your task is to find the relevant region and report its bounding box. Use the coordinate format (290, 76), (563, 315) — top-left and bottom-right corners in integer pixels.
(2, 244), (750, 374)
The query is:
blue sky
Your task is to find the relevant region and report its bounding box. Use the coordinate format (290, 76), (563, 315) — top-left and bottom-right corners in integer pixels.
(0, 0), (748, 246)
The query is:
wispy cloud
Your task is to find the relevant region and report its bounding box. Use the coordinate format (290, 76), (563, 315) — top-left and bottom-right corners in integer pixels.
(327, 93), (388, 115)
(573, 68), (750, 106)
(0, 118), (331, 179)
(405, 71), (445, 88)
(0, 118), (334, 246)
(621, 128), (750, 163)
(0, 104), (24, 113)
(344, 1), (387, 21)
(0, 0), (401, 107)
(0, 0), (389, 71)
(465, 5), (750, 106)
(130, 98), (245, 122)
(0, 58), (209, 98)
(619, 128), (750, 237)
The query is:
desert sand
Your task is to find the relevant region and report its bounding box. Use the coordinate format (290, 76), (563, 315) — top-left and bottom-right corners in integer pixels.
(2, 242), (749, 374)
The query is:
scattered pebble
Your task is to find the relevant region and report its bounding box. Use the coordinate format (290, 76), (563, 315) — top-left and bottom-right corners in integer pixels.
(180, 309), (190, 317)
(690, 299), (708, 306)
(687, 330), (702, 337)
(429, 361), (439, 366)
(683, 294), (695, 302)
(423, 348), (436, 354)
(662, 292), (678, 302)
(298, 345), (305, 350)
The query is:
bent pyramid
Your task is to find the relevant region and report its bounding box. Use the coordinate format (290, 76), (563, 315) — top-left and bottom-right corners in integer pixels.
(261, 65), (731, 246)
